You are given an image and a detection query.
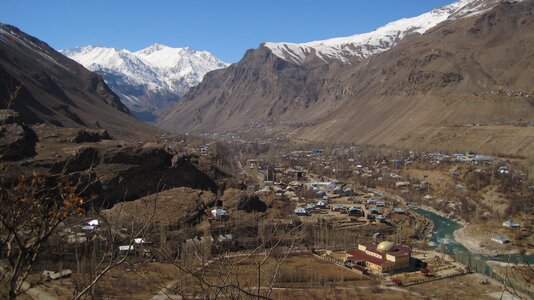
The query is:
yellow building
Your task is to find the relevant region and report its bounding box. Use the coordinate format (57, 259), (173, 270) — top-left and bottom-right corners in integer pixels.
(346, 241), (411, 273)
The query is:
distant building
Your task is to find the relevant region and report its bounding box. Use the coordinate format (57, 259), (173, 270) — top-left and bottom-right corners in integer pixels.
(348, 206), (364, 217)
(499, 166), (510, 174)
(502, 220), (520, 229)
(316, 190), (327, 198)
(305, 203), (317, 211)
(368, 207), (379, 215)
(211, 208), (228, 220)
(294, 207), (308, 216)
(346, 241), (411, 273)
(283, 168), (307, 182)
(118, 245), (134, 252)
(48, 269), (72, 281)
(87, 219), (99, 226)
(395, 181), (411, 188)
(393, 208), (405, 214)
(317, 200), (328, 208)
(312, 147), (322, 154)
(473, 155), (493, 163)
(331, 204), (344, 212)
(491, 236), (510, 244)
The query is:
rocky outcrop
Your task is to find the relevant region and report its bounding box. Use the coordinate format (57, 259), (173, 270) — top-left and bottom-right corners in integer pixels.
(0, 23), (155, 139)
(0, 110), (37, 160)
(2, 118), (221, 208)
(222, 188), (267, 213)
(156, 46), (332, 133)
(69, 129), (111, 143)
(95, 147), (218, 206)
(102, 187), (217, 228)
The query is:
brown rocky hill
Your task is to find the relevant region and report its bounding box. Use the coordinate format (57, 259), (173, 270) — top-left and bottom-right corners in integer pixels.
(295, 0), (534, 157)
(156, 46), (335, 133)
(0, 24), (156, 139)
(0, 109), (220, 208)
(157, 0), (534, 158)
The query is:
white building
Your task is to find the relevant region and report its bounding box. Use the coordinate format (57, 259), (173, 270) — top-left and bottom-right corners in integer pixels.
(502, 220), (520, 229)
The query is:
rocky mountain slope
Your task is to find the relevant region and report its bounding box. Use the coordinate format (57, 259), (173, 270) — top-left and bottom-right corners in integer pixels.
(0, 109), (221, 207)
(264, 0), (502, 65)
(157, 46), (333, 133)
(157, 0), (534, 158)
(0, 23), (154, 139)
(62, 44), (228, 121)
(293, 0), (534, 157)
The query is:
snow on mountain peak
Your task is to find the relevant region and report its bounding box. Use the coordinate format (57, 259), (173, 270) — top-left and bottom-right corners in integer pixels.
(264, 0), (499, 64)
(61, 44), (228, 117)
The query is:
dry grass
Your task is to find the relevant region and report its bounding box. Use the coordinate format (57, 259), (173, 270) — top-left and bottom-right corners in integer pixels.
(455, 222), (534, 256)
(269, 286), (420, 299)
(407, 273), (503, 299)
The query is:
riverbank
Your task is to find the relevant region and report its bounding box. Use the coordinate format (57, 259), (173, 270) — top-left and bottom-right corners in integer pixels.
(412, 207), (525, 257)
(453, 227), (511, 257)
(411, 205), (526, 257)
(453, 225), (526, 257)
(416, 204), (467, 226)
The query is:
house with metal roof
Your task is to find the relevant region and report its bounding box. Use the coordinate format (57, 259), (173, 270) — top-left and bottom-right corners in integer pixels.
(211, 208), (228, 220)
(348, 206), (364, 217)
(491, 236), (510, 244)
(393, 208), (405, 214)
(502, 220), (520, 229)
(294, 207), (308, 216)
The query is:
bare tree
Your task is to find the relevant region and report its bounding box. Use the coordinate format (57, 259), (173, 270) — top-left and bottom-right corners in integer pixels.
(152, 220), (302, 299)
(0, 173), (86, 298)
(71, 182), (161, 300)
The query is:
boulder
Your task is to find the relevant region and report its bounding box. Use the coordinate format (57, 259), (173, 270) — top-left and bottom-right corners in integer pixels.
(0, 110), (37, 160)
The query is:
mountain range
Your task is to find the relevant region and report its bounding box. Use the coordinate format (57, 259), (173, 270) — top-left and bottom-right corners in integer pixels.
(1, 0), (532, 159)
(157, 0), (534, 158)
(0, 23), (153, 138)
(61, 44), (228, 121)
(263, 0), (500, 65)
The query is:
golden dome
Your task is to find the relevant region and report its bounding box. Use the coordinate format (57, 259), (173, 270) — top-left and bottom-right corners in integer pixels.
(377, 241), (395, 252)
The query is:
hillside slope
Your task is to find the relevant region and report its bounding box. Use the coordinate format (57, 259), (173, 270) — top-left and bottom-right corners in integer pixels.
(295, 0), (534, 157)
(264, 0), (501, 64)
(157, 0), (534, 158)
(0, 24), (155, 138)
(62, 44), (228, 120)
(156, 46), (336, 133)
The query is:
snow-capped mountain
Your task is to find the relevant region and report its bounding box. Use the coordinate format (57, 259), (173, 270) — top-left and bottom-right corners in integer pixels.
(264, 0), (503, 64)
(158, 0), (528, 135)
(61, 44), (228, 121)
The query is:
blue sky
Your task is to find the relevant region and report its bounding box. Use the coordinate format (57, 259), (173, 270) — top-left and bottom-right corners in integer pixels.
(1, 0), (455, 62)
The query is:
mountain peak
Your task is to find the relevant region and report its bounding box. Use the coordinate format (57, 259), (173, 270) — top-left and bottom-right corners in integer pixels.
(62, 43), (229, 119)
(137, 43), (172, 53)
(263, 0), (503, 65)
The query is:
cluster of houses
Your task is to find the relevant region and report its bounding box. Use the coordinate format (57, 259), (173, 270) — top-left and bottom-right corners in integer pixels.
(489, 220), (521, 245)
(256, 180), (302, 201)
(294, 187), (407, 225)
(182, 233), (236, 258)
(62, 219), (101, 244)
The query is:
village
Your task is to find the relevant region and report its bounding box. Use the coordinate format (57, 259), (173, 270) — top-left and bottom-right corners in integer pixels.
(23, 135), (532, 299)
